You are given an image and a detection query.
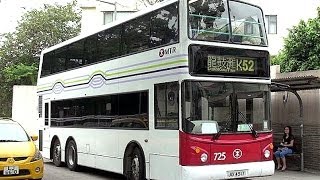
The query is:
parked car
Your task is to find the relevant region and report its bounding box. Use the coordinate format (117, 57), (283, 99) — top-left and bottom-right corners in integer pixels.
(0, 118), (43, 179)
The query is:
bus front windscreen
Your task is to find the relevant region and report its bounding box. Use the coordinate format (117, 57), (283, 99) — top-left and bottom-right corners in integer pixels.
(188, 0), (267, 46)
(182, 81), (271, 135)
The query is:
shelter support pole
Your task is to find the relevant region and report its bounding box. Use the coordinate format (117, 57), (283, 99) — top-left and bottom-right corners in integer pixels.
(290, 90), (304, 171)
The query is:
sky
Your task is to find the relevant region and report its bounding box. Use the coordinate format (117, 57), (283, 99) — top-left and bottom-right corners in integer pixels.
(0, 0), (74, 34)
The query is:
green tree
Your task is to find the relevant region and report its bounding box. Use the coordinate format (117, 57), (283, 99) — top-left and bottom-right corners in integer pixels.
(139, 0), (164, 6)
(274, 7), (320, 72)
(0, 1), (81, 117)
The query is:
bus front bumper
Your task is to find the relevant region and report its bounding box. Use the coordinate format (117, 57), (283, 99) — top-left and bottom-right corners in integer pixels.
(181, 160), (274, 180)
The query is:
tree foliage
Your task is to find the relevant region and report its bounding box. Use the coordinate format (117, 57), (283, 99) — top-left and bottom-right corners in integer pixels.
(139, 0), (164, 6)
(0, 1), (81, 116)
(273, 7), (320, 72)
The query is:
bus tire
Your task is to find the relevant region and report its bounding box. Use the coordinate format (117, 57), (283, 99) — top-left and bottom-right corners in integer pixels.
(66, 140), (78, 171)
(52, 139), (62, 167)
(125, 147), (145, 180)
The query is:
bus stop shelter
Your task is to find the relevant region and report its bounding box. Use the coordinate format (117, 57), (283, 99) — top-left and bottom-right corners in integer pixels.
(271, 75), (320, 171)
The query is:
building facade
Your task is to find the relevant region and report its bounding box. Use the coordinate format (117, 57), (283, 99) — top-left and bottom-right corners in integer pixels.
(79, 0), (139, 34)
(244, 0), (319, 55)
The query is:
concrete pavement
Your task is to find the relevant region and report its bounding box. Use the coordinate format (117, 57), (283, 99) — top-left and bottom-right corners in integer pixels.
(253, 170), (320, 180)
(44, 158), (320, 180)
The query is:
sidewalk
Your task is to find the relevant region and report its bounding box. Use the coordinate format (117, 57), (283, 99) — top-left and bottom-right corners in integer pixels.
(253, 170), (320, 180)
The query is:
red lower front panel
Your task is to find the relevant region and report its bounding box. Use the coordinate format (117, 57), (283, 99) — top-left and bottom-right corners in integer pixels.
(179, 131), (273, 166)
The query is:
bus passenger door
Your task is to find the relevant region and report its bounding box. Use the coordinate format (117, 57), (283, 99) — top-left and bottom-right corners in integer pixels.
(41, 100), (51, 158)
(149, 81), (180, 180)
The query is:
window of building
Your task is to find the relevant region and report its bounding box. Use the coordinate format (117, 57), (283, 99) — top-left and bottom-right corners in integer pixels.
(103, 12), (114, 25)
(265, 15), (277, 34)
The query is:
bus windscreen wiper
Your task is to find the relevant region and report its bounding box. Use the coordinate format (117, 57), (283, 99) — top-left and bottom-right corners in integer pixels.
(248, 124), (259, 138)
(213, 130), (221, 140)
(238, 112), (259, 138)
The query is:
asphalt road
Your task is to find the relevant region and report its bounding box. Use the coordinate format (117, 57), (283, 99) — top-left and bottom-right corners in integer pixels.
(44, 160), (320, 180)
(43, 161), (125, 180)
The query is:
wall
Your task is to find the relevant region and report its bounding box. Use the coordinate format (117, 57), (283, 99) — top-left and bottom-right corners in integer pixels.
(79, 0), (138, 34)
(80, 6), (103, 34)
(12, 85), (39, 135)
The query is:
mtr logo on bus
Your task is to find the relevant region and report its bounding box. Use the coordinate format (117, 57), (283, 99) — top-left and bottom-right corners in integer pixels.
(159, 47), (177, 57)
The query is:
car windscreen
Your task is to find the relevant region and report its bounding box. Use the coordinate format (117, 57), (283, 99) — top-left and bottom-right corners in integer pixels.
(0, 123), (30, 142)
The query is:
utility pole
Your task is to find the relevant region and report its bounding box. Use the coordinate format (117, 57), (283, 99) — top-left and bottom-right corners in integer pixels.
(96, 0), (117, 21)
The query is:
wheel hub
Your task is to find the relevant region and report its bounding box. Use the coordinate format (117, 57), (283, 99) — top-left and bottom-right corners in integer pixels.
(54, 144), (61, 161)
(68, 146), (75, 166)
(131, 155), (140, 180)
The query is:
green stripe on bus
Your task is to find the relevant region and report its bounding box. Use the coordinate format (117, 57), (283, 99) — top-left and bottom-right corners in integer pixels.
(106, 59), (187, 77)
(37, 59), (188, 91)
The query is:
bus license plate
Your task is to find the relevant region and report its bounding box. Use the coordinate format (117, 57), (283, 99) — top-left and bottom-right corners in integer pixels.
(3, 166), (19, 175)
(227, 169), (248, 178)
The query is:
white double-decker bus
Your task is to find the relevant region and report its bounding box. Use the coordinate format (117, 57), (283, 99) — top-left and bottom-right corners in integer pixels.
(37, 0), (274, 179)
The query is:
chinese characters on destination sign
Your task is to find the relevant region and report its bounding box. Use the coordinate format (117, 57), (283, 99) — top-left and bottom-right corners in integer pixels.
(207, 55), (256, 74)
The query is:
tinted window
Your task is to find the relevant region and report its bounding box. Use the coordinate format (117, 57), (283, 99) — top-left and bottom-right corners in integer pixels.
(52, 47), (67, 73)
(45, 103), (49, 126)
(84, 34), (98, 64)
(97, 26), (121, 61)
(189, 0), (229, 42)
(150, 3), (179, 47)
(40, 2), (179, 77)
(119, 93), (140, 115)
(155, 82), (179, 129)
(67, 41), (85, 69)
(41, 53), (53, 77)
(38, 96), (43, 118)
(51, 91), (148, 129)
(122, 15), (150, 54)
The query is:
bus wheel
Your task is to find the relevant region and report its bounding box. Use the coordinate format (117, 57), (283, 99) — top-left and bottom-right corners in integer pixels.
(66, 140), (78, 171)
(126, 148), (145, 180)
(53, 139), (62, 167)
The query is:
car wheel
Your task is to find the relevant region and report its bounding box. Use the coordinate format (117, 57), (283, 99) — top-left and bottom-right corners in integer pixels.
(125, 148), (145, 180)
(66, 140), (78, 171)
(52, 139), (62, 167)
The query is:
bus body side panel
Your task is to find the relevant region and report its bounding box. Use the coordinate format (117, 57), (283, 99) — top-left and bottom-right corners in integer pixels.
(149, 130), (180, 180)
(115, 44), (187, 178)
(50, 128), (96, 168)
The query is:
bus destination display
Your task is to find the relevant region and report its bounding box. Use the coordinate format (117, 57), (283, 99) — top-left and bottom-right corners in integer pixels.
(207, 55), (256, 74)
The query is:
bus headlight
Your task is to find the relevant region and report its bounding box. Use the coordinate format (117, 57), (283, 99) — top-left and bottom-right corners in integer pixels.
(264, 149), (271, 158)
(31, 149), (43, 162)
(200, 153), (208, 163)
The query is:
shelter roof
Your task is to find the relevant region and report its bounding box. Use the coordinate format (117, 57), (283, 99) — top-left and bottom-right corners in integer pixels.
(271, 75), (320, 92)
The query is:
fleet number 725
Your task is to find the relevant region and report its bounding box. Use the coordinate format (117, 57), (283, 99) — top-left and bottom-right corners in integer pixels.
(213, 152), (227, 161)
